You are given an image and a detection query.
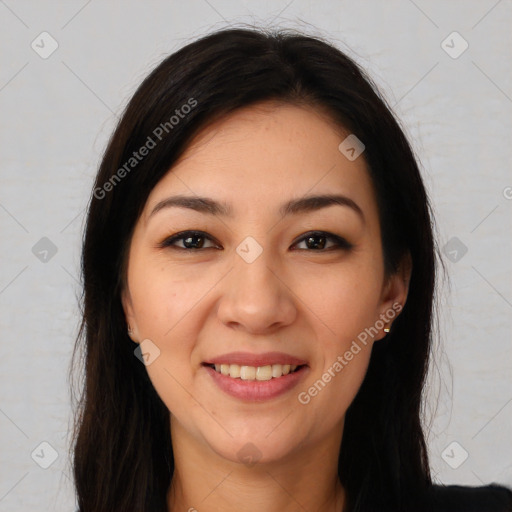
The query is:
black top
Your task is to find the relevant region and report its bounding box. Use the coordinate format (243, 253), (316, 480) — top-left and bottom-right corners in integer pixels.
(72, 483), (512, 511)
(425, 483), (512, 511)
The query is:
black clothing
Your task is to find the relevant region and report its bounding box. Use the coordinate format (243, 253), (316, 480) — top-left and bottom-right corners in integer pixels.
(425, 483), (512, 511)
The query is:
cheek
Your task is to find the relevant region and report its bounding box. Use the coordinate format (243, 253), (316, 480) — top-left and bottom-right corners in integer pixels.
(136, 296), (200, 426)
(298, 324), (374, 434)
(127, 259), (208, 408)
(295, 260), (381, 416)
(307, 261), (383, 341)
(129, 260), (200, 339)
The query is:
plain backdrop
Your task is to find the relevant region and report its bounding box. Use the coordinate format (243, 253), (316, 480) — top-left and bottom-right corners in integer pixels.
(1, 1), (511, 510)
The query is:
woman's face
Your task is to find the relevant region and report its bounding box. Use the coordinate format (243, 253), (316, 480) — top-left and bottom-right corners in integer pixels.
(122, 102), (409, 466)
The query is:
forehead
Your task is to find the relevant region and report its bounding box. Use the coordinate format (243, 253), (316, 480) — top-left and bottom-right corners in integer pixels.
(143, 102), (379, 223)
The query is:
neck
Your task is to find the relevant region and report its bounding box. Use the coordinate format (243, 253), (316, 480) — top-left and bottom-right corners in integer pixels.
(166, 419), (346, 512)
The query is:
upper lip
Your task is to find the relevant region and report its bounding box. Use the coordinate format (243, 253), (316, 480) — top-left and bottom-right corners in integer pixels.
(203, 351), (308, 367)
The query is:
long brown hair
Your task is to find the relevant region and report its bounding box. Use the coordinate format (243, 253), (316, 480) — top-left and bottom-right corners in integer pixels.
(70, 27), (439, 511)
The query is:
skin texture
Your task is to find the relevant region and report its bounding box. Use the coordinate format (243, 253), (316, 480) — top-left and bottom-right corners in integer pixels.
(122, 101), (411, 512)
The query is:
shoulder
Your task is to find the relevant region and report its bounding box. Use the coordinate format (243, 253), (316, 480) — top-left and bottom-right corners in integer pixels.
(424, 483), (512, 512)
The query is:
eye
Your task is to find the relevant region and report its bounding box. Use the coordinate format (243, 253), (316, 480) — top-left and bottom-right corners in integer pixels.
(292, 231), (353, 251)
(158, 230), (353, 252)
(159, 231), (220, 250)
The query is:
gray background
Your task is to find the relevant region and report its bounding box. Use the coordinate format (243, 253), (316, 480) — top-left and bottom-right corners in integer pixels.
(1, 1), (511, 510)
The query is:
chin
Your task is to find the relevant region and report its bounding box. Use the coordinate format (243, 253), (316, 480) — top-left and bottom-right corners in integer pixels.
(203, 427), (302, 468)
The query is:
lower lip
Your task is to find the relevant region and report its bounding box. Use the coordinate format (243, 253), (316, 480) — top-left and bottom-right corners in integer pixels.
(203, 365), (308, 402)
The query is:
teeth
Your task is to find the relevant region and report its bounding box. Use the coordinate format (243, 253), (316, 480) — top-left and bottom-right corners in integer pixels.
(228, 364), (240, 378)
(212, 363), (299, 380)
(256, 365), (272, 381)
(272, 364), (283, 377)
(240, 365), (256, 380)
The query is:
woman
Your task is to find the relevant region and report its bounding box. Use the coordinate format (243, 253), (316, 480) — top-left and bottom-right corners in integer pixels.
(70, 27), (512, 512)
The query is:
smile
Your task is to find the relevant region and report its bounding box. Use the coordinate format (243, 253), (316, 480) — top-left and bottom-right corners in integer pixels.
(202, 351), (309, 401)
(208, 363), (302, 380)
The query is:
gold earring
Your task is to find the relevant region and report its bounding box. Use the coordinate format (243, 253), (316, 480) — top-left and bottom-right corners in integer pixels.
(384, 324), (391, 333)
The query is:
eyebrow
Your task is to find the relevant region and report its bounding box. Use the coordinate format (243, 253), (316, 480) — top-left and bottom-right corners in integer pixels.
(148, 194), (365, 223)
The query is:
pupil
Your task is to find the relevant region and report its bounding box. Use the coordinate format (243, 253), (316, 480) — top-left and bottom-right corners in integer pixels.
(185, 235), (203, 249)
(307, 235), (325, 250)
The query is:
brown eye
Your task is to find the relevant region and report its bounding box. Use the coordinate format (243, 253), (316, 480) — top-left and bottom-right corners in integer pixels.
(292, 231), (353, 251)
(160, 231), (220, 250)
(159, 230), (353, 252)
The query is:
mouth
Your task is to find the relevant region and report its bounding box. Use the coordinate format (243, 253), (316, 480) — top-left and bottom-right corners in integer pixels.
(201, 352), (309, 401)
(202, 362), (306, 381)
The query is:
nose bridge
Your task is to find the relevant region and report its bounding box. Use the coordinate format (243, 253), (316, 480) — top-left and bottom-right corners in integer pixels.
(217, 236), (296, 332)
(233, 236), (282, 301)
(240, 249), (276, 287)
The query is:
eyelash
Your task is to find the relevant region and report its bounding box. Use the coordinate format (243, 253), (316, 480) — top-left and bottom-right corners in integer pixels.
(158, 230), (353, 252)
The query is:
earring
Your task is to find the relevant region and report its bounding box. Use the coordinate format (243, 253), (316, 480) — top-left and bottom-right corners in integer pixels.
(127, 324), (133, 336)
(384, 324), (391, 333)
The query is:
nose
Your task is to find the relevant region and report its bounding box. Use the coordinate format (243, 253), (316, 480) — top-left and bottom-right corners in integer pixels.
(216, 246), (297, 335)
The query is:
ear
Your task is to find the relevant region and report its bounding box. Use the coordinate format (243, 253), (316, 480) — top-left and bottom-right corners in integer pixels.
(375, 252), (412, 340)
(121, 285), (139, 343)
